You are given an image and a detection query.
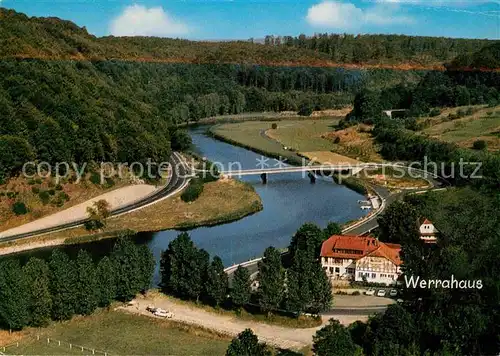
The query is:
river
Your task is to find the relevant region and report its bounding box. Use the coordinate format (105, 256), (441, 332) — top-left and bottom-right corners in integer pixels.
(14, 126), (368, 284)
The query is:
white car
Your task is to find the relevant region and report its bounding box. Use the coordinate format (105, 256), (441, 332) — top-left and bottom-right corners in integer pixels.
(154, 310), (174, 318)
(365, 289), (375, 296)
(389, 289), (398, 297)
(377, 289), (386, 297)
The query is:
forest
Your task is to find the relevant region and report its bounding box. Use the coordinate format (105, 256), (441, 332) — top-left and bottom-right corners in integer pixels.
(262, 33), (494, 66)
(1, 8), (498, 69)
(0, 58), (424, 181)
(0, 237), (154, 330)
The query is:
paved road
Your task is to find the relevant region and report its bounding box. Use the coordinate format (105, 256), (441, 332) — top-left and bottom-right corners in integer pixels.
(0, 152), (190, 242)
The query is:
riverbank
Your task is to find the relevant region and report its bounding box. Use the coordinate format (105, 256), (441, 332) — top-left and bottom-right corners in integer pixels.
(0, 179), (263, 255)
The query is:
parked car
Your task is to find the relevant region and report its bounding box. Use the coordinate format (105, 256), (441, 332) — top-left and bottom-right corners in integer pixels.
(389, 289), (398, 297)
(365, 289), (375, 296)
(154, 310), (174, 318)
(377, 289), (386, 297)
(146, 305), (157, 313)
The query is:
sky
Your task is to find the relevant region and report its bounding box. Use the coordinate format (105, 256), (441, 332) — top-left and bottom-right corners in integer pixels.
(2, 0), (499, 40)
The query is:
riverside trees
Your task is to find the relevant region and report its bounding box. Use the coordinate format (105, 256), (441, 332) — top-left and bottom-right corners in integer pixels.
(0, 236), (154, 331)
(159, 224), (333, 317)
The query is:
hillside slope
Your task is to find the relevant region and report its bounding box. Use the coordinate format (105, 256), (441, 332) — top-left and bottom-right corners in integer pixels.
(0, 8), (497, 70)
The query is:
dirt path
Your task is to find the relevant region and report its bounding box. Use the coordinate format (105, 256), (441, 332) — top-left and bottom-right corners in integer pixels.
(121, 293), (374, 350)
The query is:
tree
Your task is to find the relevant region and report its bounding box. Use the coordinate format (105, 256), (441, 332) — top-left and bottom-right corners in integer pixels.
(231, 265), (251, 310)
(313, 319), (360, 356)
(472, 140), (487, 150)
(49, 249), (77, 321)
(75, 250), (98, 315)
(205, 256), (229, 307)
(0, 259), (30, 330)
(257, 247), (284, 314)
(96, 256), (116, 307)
(23, 257), (52, 327)
(170, 129), (192, 151)
(137, 245), (155, 293)
(289, 223), (326, 261)
(226, 329), (271, 356)
(309, 260), (333, 314)
(377, 201), (419, 244)
(111, 237), (141, 301)
(324, 222), (342, 237)
(84, 199), (111, 232)
(160, 232), (207, 301)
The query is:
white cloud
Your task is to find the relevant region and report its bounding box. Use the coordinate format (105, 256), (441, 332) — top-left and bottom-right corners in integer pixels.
(110, 4), (189, 37)
(306, 1), (414, 29)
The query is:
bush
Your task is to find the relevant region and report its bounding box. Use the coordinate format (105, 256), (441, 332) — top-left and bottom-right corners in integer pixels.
(48, 189), (56, 196)
(181, 179), (204, 202)
(38, 191), (50, 205)
(89, 172), (101, 185)
(352, 291), (361, 296)
(333, 137), (341, 144)
(271, 123), (278, 130)
(35, 178), (43, 184)
(465, 107), (474, 115)
(31, 186), (40, 194)
(472, 140), (487, 150)
(55, 184), (63, 191)
(429, 108), (441, 117)
(12, 201), (28, 215)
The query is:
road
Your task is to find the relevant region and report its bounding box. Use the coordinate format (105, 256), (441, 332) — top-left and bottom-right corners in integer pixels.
(0, 152), (190, 242)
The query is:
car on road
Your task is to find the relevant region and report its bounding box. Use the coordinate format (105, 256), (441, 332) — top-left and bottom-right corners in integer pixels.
(154, 310), (174, 318)
(377, 289), (386, 297)
(389, 289), (398, 297)
(365, 289), (375, 296)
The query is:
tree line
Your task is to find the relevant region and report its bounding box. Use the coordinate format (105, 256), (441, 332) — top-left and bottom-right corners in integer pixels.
(263, 33), (493, 66)
(0, 237), (154, 330)
(160, 222), (341, 317)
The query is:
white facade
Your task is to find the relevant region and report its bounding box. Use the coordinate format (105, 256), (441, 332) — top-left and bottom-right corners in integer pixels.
(354, 256), (401, 285)
(420, 220), (438, 243)
(322, 255), (401, 285)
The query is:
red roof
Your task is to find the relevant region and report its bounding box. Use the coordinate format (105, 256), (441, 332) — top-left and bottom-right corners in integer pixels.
(421, 218), (432, 225)
(321, 235), (402, 266)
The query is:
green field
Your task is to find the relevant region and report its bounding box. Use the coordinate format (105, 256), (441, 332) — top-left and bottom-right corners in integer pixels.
(421, 107), (500, 151)
(5, 309), (230, 356)
(211, 118), (340, 160)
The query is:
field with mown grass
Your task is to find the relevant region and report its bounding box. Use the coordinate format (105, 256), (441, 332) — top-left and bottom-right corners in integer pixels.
(0, 309), (231, 356)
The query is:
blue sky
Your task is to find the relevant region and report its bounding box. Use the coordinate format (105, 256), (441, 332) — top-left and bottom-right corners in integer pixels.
(2, 0), (499, 39)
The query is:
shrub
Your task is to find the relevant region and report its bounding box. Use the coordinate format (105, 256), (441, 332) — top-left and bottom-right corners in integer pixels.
(35, 178), (43, 184)
(38, 191), (50, 205)
(89, 172), (101, 185)
(472, 140), (487, 150)
(333, 137), (341, 144)
(181, 179), (204, 202)
(48, 189), (56, 196)
(28, 179), (36, 185)
(12, 201), (28, 215)
(429, 108), (441, 117)
(55, 184), (63, 191)
(352, 291), (361, 296)
(465, 107), (474, 115)
(271, 123), (278, 130)
(31, 186), (40, 194)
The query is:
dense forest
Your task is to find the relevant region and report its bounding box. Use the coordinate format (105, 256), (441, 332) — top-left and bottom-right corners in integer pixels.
(262, 34), (494, 67)
(1, 8), (498, 70)
(0, 58), (424, 181)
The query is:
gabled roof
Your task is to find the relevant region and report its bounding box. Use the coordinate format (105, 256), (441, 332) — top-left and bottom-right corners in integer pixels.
(421, 218), (433, 225)
(321, 235), (402, 266)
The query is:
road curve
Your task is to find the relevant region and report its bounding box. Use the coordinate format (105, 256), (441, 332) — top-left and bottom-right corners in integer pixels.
(0, 152), (190, 243)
